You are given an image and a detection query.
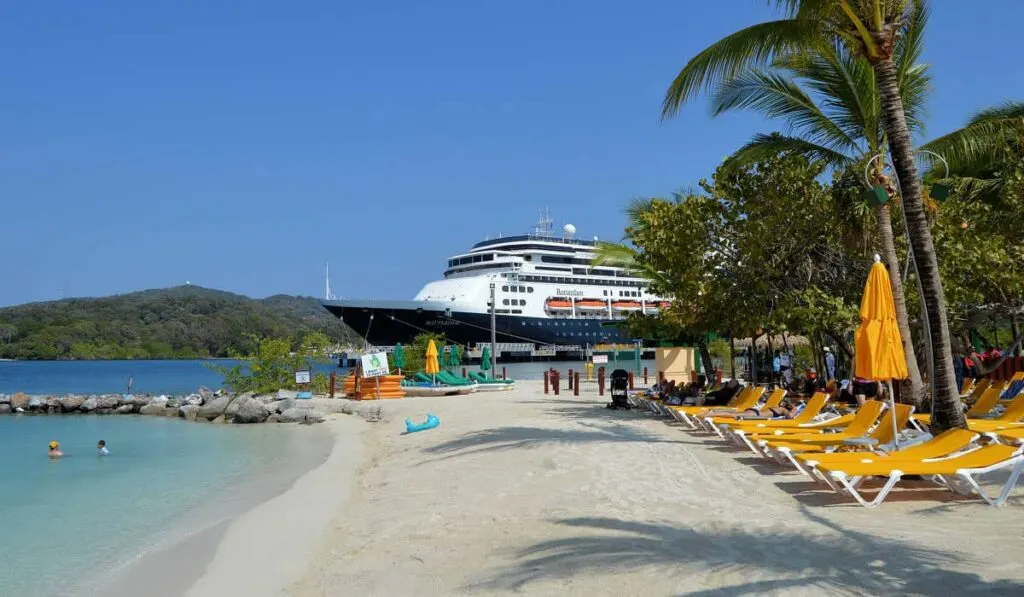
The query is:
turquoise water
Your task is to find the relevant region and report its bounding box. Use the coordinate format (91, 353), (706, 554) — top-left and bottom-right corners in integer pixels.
(0, 359), (657, 395)
(0, 415), (331, 596)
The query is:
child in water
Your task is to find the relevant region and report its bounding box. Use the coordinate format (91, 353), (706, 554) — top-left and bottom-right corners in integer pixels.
(48, 441), (63, 458)
(97, 440), (109, 456)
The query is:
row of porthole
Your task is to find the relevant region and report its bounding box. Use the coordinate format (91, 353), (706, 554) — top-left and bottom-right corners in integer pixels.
(502, 299), (526, 306)
(502, 285), (533, 293)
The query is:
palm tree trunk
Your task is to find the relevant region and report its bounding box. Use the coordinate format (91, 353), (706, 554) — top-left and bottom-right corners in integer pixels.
(873, 58), (965, 432)
(874, 203), (926, 406)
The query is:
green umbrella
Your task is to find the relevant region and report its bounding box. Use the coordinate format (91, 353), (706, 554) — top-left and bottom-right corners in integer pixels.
(451, 345), (462, 369)
(392, 343), (405, 374)
(480, 345), (492, 378)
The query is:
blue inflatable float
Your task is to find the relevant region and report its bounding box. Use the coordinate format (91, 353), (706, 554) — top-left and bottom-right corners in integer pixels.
(405, 414), (440, 433)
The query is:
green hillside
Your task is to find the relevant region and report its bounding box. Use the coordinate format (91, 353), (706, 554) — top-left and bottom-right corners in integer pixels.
(0, 285), (359, 360)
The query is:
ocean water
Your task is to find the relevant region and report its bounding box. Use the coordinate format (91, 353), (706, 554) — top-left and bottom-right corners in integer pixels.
(0, 415), (331, 596)
(0, 358), (657, 395)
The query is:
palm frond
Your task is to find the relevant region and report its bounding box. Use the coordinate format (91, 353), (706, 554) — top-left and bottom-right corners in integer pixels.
(723, 133), (853, 171)
(712, 69), (859, 152)
(662, 19), (825, 119)
(591, 242), (639, 268)
(921, 101), (1024, 178)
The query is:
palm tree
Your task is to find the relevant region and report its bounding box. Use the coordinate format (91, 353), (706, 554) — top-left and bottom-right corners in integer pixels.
(707, 30), (929, 405)
(662, 0), (965, 431)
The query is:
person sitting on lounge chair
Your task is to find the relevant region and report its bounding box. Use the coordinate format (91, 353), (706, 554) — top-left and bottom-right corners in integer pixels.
(711, 397), (804, 421)
(697, 379), (741, 407)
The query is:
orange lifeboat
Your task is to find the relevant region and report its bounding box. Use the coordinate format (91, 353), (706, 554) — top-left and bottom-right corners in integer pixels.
(575, 299), (606, 311)
(545, 299), (572, 311)
(658, 301), (672, 309)
(612, 301), (643, 311)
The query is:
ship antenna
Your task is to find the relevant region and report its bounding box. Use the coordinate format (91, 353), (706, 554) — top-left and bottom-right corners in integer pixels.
(325, 262), (335, 301)
(534, 207), (553, 237)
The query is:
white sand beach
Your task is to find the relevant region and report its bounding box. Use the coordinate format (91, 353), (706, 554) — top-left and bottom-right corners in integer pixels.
(183, 380), (1024, 596)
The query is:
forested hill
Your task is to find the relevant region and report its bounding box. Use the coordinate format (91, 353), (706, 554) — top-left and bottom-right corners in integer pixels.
(0, 286), (360, 360)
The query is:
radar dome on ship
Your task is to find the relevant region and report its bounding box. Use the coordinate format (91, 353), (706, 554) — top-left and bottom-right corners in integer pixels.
(563, 224), (576, 237)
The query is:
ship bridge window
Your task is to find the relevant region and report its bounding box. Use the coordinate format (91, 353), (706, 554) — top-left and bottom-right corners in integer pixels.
(518, 285), (525, 292)
(502, 285), (508, 291)
(502, 299), (509, 305)
(527, 287), (534, 293)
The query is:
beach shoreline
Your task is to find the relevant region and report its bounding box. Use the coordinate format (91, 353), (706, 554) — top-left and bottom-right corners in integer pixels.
(98, 420), (352, 597)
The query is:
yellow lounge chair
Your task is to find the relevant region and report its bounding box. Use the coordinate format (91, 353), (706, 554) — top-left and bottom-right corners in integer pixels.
(815, 443), (1024, 507)
(724, 393), (829, 452)
(770, 404), (914, 474)
(966, 393), (1024, 432)
(990, 428), (1024, 444)
(797, 428), (980, 469)
(753, 401), (886, 443)
(960, 377), (975, 396)
(699, 389), (786, 435)
(913, 386), (1003, 428)
(669, 386), (764, 428)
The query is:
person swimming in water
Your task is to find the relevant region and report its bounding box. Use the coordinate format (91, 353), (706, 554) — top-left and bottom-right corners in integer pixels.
(48, 441), (63, 458)
(97, 440), (109, 456)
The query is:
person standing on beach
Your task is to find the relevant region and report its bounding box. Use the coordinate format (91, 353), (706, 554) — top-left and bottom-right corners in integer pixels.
(772, 351), (781, 387)
(824, 347), (836, 381)
(48, 441), (63, 458)
(97, 440), (109, 456)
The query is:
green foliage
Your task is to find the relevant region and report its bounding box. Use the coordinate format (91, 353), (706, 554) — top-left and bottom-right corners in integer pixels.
(209, 331), (332, 394)
(707, 338), (732, 368)
(0, 285), (359, 360)
(399, 332), (446, 376)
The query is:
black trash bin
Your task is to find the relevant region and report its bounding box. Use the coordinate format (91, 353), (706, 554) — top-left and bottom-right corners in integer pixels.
(607, 369), (631, 409)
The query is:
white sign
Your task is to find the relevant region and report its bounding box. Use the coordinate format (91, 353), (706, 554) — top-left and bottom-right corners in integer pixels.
(361, 352), (390, 378)
(295, 370), (311, 384)
(592, 355), (609, 364)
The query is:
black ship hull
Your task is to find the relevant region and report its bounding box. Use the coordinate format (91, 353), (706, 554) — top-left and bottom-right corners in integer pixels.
(322, 300), (632, 346)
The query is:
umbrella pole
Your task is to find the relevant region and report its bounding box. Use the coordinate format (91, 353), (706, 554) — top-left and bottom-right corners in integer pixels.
(887, 380), (900, 449)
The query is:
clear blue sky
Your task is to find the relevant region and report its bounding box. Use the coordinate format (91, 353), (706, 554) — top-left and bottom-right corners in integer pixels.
(3, 1), (1023, 306)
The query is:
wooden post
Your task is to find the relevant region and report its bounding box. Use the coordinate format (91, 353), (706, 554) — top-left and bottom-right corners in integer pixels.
(462, 367), (467, 378)
(544, 370), (550, 394)
(502, 366), (506, 380)
(552, 370), (560, 395)
(353, 362), (363, 401)
(658, 370), (665, 383)
(573, 372), (580, 397)
(568, 369), (574, 390)
(329, 371), (336, 399)
(598, 367), (605, 396)
(643, 366), (648, 385)
(717, 368), (723, 384)
(628, 371), (634, 390)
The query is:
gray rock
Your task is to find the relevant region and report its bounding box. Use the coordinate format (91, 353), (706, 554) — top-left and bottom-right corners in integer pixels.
(97, 395), (120, 409)
(116, 404), (135, 414)
(266, 414), (282, 423)
(199, 387), (215, 403)
(179, 404), (200, 421)
(0, 394), (10, 405)
(223, 396), (243, 419)
(211, 414), (227, 424)
(10, 393), (30, 410)
(80, 397), (100, 412)
(166, 398), (181, 408)
(0, 404), (10, 414)
(231, 397), (270, 424)
(62, 395), (86, 411)
(265, 400), (290, 414)
(28, 396), (45, 410)
(151, 395), (169, 405)
(276, 389), (299, 400)
(45, 396), (62, 411)
(197, 395), (231, 420)
(278, 408), (325, 424)
(139, 403), (171, 416)
(127, 395), (152, 408)
(182, 393), (202, 406)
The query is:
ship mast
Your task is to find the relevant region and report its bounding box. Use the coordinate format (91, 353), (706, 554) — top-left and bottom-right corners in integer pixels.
(533, 207), (554, 237)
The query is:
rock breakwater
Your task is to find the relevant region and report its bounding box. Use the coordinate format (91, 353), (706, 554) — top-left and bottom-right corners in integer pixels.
(0, 388), (349, 424)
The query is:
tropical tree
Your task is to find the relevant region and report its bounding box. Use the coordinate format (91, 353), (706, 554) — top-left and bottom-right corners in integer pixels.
(705, 20), (929, 404)
(662, 0), (965, 431)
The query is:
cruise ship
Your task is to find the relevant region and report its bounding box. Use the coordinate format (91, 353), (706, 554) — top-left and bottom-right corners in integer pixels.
(322, 212), (668, 348)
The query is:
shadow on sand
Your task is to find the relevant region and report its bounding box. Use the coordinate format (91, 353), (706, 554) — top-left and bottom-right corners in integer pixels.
(470, 509), (1021, 595)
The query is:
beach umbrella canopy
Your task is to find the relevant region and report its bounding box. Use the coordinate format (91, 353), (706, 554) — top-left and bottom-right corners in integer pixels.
(392, 343), (406, 372)
(425, 339), (440, 377)
(451, 345), (462, 368)
(854, 255), (908, 446)
(480, 345), (492, 375)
